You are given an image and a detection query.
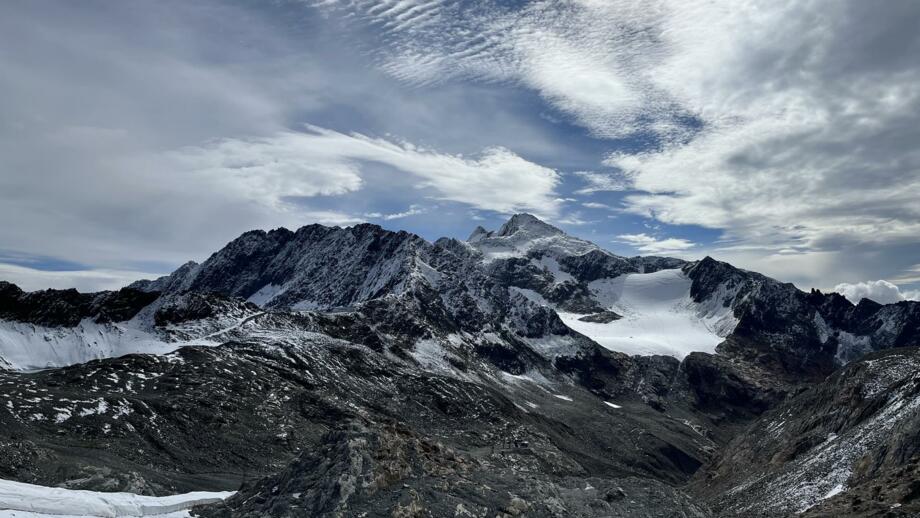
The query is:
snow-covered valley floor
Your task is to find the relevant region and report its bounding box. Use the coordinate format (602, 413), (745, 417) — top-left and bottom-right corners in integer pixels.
(0, 478), (233, 517)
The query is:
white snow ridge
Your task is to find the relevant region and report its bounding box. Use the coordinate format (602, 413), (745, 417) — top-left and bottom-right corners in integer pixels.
(560, 269), (737, 359)
(0, 477), (233, 517)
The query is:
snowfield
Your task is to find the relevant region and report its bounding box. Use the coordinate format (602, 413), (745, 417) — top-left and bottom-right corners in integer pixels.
(0, 478), (233, 517)
(560, 269), (737, 358)
(0, 311), (266, 372)
(0, 320), (176, 372)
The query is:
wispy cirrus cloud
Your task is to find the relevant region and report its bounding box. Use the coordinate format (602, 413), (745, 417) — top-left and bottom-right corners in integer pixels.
(573, 171), (633, 194)
(891, 264), (920, 285)
(317, 0), (920, 277)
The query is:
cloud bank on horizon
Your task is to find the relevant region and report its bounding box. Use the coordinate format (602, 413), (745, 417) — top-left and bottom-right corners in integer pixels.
(0, 0), (918, 300)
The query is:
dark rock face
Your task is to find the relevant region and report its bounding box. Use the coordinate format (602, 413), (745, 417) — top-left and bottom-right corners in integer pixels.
(557, 249), (637, 283)
(558, 251), (684, 284)
(678, 352), (788, 427)
(578, 310), (622, 323)
(134, 224), (430, 311)
(0, 281), (158, 327)
(684, 257), (920, 378)
(153, 292), (260, 327)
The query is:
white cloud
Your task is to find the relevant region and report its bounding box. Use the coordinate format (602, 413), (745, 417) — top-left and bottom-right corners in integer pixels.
(173, 126), (561, 217)
(0, 263), (158, 293)
(834, 280), (920, 305)
(617, 233), (695, 255)
(171, 133), (365, 207)
(364, 205), (426, 221)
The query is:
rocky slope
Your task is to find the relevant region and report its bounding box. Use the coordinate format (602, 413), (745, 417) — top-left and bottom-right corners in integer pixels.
(197, 423), (710, 518)
(691, 347), (920, 517)
(0, 311), (720, 515)
(0, 214), (918, 516)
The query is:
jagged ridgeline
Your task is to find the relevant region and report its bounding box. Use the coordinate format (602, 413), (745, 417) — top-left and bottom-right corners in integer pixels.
(0, 214), (918, 517)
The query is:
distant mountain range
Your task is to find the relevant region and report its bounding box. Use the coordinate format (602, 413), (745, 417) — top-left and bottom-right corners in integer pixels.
(0, 214), (918, 517)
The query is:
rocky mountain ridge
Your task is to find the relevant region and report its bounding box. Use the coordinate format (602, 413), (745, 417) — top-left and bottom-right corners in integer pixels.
(0, 213), (918, 516)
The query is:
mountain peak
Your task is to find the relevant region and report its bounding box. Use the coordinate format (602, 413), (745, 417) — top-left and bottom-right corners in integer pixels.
(467, 225), (490, 243)
(496, 213), (563, 238)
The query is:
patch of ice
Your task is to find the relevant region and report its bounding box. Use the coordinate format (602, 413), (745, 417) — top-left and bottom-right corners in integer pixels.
(522, 334), (581, 359)
(813, 313), (831, 344)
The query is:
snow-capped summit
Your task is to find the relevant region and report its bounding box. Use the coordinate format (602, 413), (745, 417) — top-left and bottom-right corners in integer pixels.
(496, 213), (564, 238)
(468, 213), (600, 260)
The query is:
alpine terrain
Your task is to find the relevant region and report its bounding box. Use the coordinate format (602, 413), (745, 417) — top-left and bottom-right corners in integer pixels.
(1, 214), (918, 517)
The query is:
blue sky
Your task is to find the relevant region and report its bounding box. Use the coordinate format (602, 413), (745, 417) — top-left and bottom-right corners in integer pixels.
(1, 0), (919, 303)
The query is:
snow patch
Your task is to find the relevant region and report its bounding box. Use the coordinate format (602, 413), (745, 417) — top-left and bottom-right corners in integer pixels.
(410, 339), (452, 373)
(834, 330), (874, 364)
(78, 400), (109, 418)
(246, 284), (283, 307)
(604, 401), (622, 409)
(532, 256), (574, 284)
(413, 258), (443, 287)
(471, 227), (598, 263)
(822, 484), (845, 500)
